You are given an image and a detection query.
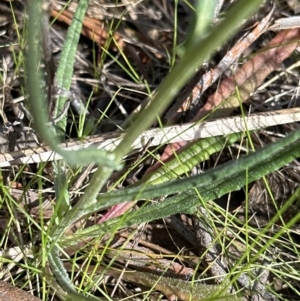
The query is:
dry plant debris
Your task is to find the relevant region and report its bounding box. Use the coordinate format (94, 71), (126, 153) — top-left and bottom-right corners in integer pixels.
(0, 1), (300, 301)
(0, 280), (43, 301)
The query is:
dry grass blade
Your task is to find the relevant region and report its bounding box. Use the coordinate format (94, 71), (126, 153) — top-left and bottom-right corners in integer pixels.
(0, 108), (299, 167)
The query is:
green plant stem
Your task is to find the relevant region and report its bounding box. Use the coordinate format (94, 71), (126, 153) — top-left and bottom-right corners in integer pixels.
(64, 0), (263, 234)
(27, 0), (264, 237)
(48, 246), (105, 301)
(26, 1), (266, 300)
(113, 0), (263, 161)
(26, 0), (120, 170)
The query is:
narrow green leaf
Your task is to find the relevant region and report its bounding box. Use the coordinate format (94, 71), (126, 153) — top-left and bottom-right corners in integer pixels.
(53, 0), (88, 133)
(65, 133), (300, 243)
(139, 133), (241, 186)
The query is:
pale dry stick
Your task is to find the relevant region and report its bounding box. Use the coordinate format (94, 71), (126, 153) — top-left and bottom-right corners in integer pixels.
(269, 16), (300, 30)
(257, 59), (300, 92)
(0, 108), (300, 167)
(193, 209), (228, 284)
